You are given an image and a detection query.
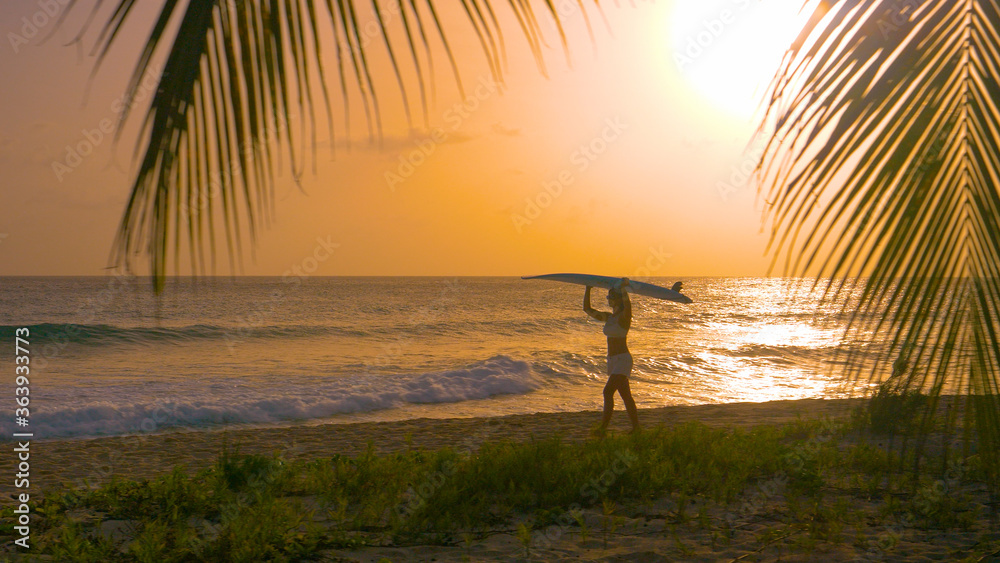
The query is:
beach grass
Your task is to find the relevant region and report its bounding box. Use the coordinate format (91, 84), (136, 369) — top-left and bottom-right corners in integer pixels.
(2, 405), (999, 561)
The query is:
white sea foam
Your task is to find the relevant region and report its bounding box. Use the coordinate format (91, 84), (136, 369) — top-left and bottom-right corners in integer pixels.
(1, 356), (540, 439)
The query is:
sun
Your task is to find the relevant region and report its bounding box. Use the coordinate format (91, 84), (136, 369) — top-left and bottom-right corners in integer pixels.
(669, 1), (817, 119)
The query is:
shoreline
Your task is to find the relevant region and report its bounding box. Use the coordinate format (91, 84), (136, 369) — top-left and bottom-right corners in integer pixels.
(6, 398), (864, 500)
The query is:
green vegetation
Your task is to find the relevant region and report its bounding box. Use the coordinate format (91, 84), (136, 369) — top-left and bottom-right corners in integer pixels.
(861, 383), (931, 435)
(1, 418), (996, 561)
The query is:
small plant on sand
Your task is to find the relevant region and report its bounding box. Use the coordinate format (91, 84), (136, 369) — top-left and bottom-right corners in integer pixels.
(675, 492), (690, 523)
(697, 503), (711, 530)
(461, 532), (475, 561)
(908, 481), (980, 530)
(670, 525), (694, 557)
(601, 499), (619, 549)
(214, 448), (285, 493)
(785, 453), (825, 498)
(574, 511), (589, 544)
(129, 519), (200, 562)
(39, 520), (119, 563)
(805, 501), (844, 544)
(847, 443), (898, 486)
(516, 522), (533, 558)
(201, 494), (320, 561)
(864, 381), (928, 435)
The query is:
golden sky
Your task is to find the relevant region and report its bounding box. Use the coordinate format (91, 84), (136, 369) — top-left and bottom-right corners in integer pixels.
(0, 0), (816, 277)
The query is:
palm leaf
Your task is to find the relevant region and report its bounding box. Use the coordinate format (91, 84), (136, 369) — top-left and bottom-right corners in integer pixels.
(69, 0), (585, 291)
(757, 0), (1000, 471)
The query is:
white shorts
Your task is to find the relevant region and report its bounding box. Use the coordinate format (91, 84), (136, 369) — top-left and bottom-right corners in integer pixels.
(607, 352), (633, 376)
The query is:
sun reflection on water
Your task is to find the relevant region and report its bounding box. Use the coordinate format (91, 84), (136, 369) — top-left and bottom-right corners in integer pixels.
(629, 278), (869, 405)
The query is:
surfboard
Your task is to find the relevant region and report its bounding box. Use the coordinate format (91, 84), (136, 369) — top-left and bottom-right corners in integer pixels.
(522, 273), (693, 304)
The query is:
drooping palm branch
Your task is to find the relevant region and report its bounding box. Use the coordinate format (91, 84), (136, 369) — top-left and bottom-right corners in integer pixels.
(73, 0), (593, 291)
(757, 0), (1000, 469)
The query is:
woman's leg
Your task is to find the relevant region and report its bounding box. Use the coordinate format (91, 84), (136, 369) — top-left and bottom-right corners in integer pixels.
(617, 377), (640, 431)
(600, 374), (633, 432)
(599, 376), (620, 431)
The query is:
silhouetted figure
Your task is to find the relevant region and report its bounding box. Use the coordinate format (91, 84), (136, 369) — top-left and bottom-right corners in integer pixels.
(584, 278), (639, 435)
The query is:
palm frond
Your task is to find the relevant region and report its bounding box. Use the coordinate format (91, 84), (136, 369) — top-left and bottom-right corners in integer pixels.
(72, 0), (584, 291)
(757, 0), (1000, 469)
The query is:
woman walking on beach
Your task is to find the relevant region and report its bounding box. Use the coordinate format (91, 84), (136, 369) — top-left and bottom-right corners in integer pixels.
(584, 278), (639, 435)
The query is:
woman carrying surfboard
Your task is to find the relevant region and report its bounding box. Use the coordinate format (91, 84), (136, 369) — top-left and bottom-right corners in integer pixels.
(522, 272), (690, 433)
(584, 278), (639, 435)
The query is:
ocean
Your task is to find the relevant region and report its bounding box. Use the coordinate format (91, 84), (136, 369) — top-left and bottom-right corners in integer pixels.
(0, 276), (881, 440)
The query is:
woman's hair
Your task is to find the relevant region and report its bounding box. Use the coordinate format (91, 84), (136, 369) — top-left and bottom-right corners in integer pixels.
(607, 288), (623, 301)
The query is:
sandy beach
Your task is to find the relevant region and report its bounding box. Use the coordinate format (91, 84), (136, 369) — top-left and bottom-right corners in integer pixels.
(5, 398), (999, 562)
(12, 399), (863, 499)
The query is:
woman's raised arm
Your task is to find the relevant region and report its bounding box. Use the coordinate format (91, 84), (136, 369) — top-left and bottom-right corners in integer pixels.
(583, 286), (606, 321)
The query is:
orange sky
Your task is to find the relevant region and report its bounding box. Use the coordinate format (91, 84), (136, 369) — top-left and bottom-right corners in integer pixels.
(0, 0), (816, 277)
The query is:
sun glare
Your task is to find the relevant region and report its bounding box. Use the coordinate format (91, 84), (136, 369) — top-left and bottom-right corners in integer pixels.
(669, 1), (816, 119)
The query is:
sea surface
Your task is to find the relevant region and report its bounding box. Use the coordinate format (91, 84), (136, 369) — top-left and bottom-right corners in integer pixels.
(0, 276), (884, 440)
